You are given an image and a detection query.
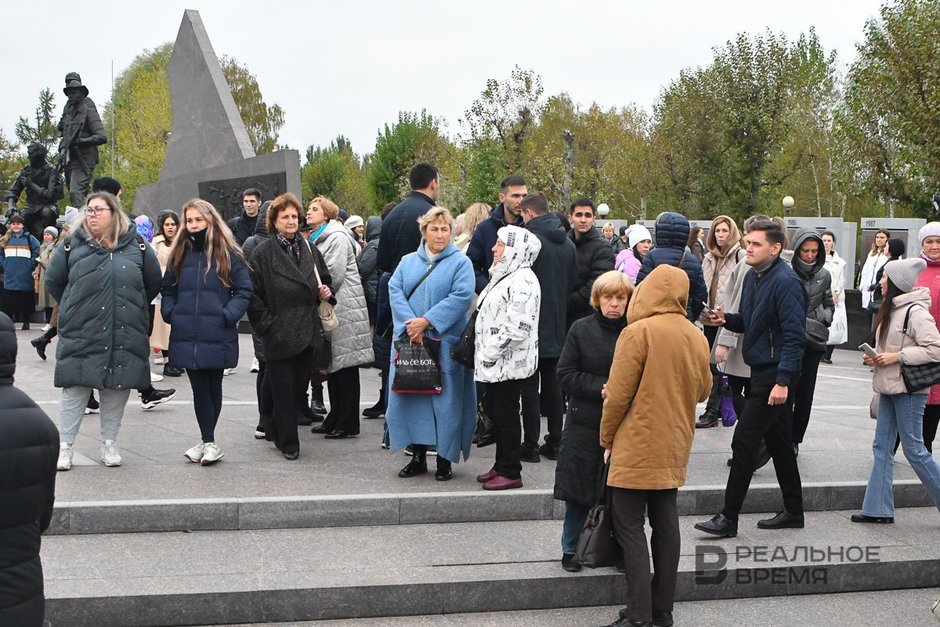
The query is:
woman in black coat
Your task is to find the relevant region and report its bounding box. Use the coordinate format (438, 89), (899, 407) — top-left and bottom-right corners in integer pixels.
(553, 270), (633, 572)
(162, 199), (253, 466)
(248, 193), (334, 460)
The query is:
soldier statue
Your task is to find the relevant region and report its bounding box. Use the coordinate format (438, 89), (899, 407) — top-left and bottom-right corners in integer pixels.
(6, 143), (63, 240)
(57, 72), (106, 207)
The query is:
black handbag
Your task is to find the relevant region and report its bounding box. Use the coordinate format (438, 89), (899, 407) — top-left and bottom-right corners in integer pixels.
(392, 336), (443, 394)
(451, 274), (511, 368)
(574, 463), (620, 569)
(899, 305), (940, 392)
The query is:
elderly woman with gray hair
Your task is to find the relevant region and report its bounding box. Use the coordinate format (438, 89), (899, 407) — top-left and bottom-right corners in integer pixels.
(387, 207), (476, 481)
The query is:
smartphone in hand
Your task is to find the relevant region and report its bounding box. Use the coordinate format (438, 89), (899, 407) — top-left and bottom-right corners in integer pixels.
(858, 343), (878, 359)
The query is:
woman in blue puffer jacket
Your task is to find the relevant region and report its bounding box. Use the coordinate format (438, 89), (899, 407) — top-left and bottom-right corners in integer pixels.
(0, 213), (40, 329)
(162, 199), (253, 466)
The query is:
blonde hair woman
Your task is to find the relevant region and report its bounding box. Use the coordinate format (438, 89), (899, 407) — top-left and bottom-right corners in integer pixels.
(455, 203), (491, 252)
(45, 191), (163, 470)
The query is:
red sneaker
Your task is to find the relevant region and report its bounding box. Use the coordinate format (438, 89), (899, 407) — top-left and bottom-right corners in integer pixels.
(482, 474), (523, 491)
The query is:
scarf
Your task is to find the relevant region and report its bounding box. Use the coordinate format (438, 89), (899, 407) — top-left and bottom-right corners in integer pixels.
(276, 231), (300, 263)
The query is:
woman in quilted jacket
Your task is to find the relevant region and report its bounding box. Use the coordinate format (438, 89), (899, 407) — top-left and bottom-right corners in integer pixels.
(474, 225), (541, 490)
(162, 199), (253, 466)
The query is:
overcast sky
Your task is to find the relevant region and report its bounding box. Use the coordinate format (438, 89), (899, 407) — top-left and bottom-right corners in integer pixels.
(6, 0), (885, 159)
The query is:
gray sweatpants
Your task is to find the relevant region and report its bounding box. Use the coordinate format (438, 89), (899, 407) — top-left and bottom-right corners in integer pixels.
(58, 386), (131, 444)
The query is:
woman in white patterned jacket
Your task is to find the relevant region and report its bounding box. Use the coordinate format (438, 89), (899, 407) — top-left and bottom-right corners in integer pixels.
(474, 225), (541, 491)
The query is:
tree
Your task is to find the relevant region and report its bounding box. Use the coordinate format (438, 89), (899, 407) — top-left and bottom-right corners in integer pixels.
(220, 56), (285, 155)
(14, 88), (59, 158)
(838, 0), (940, 216)
(302, 135), (368, 212)
(98, 44), (288, 208)
(0, 129), (23, 198)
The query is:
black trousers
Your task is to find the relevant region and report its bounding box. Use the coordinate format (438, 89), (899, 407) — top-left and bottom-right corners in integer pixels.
(722, 365), (803, 520)
(703, 325), (721, 413)
(256, 359), (273, 416)
(521, 357), (563, 447)
(610, 487), (680, 623)
(266, 348), (312, 455)
(187, 369), (224, 443)
(323, 366), (361, 435)
(486, 379), (524, 479)
(791, 349), (824, 444)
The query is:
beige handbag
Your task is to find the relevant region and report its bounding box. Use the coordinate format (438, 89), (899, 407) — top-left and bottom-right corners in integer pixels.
(313, 261), (338, 332)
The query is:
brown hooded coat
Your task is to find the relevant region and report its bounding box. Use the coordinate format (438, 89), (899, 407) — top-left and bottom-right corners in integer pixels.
(600, 265), (712, 490)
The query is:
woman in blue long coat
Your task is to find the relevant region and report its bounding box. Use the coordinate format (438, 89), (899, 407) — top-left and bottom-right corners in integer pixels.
(162, 199), (253, 466)
(387, 207), (476, 481)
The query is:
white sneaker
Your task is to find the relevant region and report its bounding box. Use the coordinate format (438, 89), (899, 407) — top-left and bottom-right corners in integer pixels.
(57, 444), (73, 471)
(200, 442), (224, 465)
(41, 323), (51, 332)
(154, 355), (166, 365)
(184, 442), (205, 463)
(250, 358), (259, 373)
(150, 371), (164, 382)
(223, 367), (236, 376)
(100, 440), (122, 467)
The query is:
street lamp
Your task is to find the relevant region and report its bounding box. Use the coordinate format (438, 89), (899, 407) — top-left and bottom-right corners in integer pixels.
(597, 203), (610, 218)
(782, 196), (794, 216)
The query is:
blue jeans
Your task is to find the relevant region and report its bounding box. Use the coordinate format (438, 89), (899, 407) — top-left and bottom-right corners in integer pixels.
(561, 502), (591, 555)
(862, 393), (940, 517)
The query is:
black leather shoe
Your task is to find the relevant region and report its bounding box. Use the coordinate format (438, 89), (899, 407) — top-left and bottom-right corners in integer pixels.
(520, 443), (541, 463)
(362, 402), (385, 418)
(399, 458), (428, 478)
(652, 611), (673, 627)
(476, 430), (496, 448)
(324, 430), (357, 439)
(282, 450), (299, 460)
(311, 400), (327, 415)
(695, 410), (720, 429)
(538, 442), (559, 460)
(311, 425), (329, 434)
(851, 513), (894, 524)
(694, 513), (738, 537)
(602, 616), (650, 627)
(435, 458), (453, 481)
(757, 511), (804, 529)
(561, 553), (581, 572)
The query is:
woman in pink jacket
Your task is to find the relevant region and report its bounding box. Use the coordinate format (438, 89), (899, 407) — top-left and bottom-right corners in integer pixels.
(614, 225), (652, 284)
(911, 222), (940, 453)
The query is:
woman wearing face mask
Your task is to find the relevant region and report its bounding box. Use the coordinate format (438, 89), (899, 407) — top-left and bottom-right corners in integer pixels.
(151, 211), (181, 377)
(614, 225), (652, 285)
(161, 200), (253, 465)
(0, 213), (40, 330)
(821, 231), (847, 364)
(553, 270), (633, 572)
(45, 192), (162, 471)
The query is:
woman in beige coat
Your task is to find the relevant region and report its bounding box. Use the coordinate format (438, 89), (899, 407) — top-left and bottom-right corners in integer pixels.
(150, 211), (180, 376)
(600, 265), (711, 627)
(854, 257), (940, 524)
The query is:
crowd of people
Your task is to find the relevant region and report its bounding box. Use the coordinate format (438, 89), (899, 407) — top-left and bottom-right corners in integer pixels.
(6, 160), (940, 627)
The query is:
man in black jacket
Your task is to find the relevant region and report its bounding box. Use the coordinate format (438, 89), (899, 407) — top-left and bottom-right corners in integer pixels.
(694, 218), (806, 538)
(466, 175), (527, 293)
(227, 188), (262, 246)
(522, 192), (577, 460)
(57, 72), (107, 207)
(376, 163), (439, 275)
(567, 198), (615, 326)
(0, 312), (59, 626)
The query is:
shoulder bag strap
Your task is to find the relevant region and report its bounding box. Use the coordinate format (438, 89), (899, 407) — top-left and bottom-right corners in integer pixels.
(406, 259), (442, 301)
(303, 238), (324, 288)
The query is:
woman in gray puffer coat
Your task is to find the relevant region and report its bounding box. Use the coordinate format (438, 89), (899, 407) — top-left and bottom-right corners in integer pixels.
(307, 196), (374, 440)
(45, 192), (162, 470)
(789, 228), (834, 453)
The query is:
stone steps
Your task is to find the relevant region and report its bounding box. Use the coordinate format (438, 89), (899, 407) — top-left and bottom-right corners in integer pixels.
(43, 508), (940, 626)
(49, 480), (934, 535)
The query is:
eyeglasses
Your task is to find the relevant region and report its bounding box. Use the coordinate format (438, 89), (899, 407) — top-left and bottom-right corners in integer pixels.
(85, 206), (112, 216)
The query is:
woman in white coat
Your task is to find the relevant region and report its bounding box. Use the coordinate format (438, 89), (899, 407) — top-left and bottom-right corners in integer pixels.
(474, 225), (541, 491)
(859, 229), (890, 327)
(822, 230), (847, 363)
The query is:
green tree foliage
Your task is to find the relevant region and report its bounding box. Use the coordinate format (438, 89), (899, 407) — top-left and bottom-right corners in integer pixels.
(302, 135), (368, 212)
(14, 88), (59, 158)
(0, 129), (24, 200)
(98, 44), (286, 209)
(220, 56), (285, 155)
(838, 0), (940, 216)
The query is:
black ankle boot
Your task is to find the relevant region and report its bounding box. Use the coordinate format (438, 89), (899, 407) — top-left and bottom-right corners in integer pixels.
(311, 384), (327, 416)
(399, 448), (428, 478)
(31, 327), (56, 361)
(435, 457), (453, 481)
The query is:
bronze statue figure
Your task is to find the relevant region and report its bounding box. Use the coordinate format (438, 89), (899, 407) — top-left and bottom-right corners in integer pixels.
(6, 143), (63, 240)
(57, 72), (107, 207)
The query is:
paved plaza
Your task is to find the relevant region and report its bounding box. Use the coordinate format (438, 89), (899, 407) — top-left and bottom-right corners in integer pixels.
(17, 330), (939, 625)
